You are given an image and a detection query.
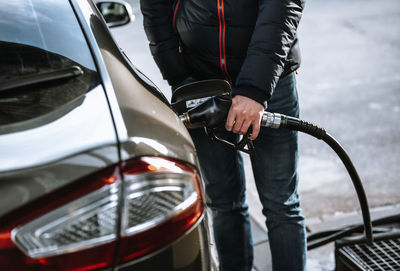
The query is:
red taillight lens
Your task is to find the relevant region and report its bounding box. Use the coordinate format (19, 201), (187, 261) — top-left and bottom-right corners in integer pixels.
(0, 157), (205, 270)
(118, 157), (205, 263)
(0, 167), (119, 271)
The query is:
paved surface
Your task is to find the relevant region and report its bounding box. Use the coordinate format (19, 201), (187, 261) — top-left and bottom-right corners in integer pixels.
(296, 0), (400, 219)
(109, 0), (400, 269)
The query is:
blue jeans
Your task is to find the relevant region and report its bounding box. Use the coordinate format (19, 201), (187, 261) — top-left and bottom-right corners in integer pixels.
(189, 73), (306, 271)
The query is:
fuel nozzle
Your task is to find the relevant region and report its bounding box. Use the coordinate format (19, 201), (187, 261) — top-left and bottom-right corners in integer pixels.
(180, 95), (232, 128)
(179, 95), (255, 154)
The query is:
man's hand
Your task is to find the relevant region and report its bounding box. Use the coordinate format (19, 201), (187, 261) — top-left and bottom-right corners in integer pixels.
(225, 95), (264, 140)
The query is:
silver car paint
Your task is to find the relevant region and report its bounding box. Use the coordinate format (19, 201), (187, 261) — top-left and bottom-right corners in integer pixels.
(76, 0), (197, 164)
(0, 0), (198, 221)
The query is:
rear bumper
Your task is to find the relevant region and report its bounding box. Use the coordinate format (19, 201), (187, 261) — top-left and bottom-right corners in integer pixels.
(117, 217), (212, 271)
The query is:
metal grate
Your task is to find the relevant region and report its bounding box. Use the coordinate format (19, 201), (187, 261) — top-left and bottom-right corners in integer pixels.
(338, 238), (400, 271)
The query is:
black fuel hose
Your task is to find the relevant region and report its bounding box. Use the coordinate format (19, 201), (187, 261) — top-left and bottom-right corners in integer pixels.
(307, 213), (400, 249)
(262, 112), (373, 243)
(180, 102), (373, 244)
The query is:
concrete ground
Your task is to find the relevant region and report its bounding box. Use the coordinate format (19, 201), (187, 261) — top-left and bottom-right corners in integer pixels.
(108, 0), (400, 269)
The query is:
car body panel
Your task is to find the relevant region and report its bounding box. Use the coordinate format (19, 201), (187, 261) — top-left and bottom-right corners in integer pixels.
(100, 49), (197, 163)
(0, 85), (120, 217)
(75, 0), (197, 164)
(0, 0), (212, 270)
(72, 2), (211, 270)
(0, 144), (119, 218)
(0, 85), (117, 173)
(116, 218), (211, 271)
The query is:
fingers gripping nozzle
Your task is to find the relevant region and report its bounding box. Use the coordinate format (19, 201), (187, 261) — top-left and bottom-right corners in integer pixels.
(179, 96), (256, 155)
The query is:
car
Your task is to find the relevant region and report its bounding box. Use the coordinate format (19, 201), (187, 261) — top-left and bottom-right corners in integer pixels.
(0, 0), (212, 270)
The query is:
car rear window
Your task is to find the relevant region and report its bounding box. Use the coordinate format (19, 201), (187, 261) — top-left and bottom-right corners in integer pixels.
(0, 0), (100, 134)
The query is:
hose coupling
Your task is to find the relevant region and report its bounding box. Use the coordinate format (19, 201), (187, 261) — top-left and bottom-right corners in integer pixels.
(261, 112), (282, 128)
(180, 112), (191, 125)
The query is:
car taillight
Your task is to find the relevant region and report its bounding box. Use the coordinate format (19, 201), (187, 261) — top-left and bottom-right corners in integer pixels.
(118, 157), (205, 263)
(0, 157), (205, 271)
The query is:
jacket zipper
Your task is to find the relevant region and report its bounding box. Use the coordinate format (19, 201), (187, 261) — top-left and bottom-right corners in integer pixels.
(173, 0), (181, 32)
(217, 0), (232, 85)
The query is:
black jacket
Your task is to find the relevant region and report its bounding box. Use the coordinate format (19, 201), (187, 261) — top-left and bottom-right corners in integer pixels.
(140, 0), (305, 107)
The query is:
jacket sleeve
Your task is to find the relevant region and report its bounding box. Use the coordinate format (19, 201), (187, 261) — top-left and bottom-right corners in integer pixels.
(233, 0), (305, 107)
(140, 0), (187, 86)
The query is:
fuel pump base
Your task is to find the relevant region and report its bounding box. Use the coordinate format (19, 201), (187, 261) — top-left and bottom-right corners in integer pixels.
(335, 231), (400, 270)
